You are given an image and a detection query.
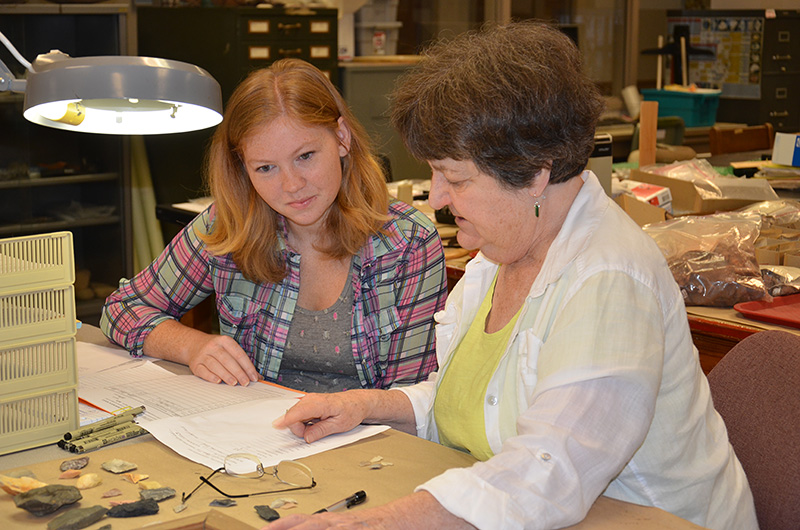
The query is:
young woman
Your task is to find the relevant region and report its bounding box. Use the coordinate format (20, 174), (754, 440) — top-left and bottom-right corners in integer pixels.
(101, 59), (447, 392)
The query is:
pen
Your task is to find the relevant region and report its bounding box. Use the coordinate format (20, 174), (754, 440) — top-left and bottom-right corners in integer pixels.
(63, 405), (146, 440)
(60, 420), (138, 451)
(314, 490), (367, 513)
(71, 424), (149, 453)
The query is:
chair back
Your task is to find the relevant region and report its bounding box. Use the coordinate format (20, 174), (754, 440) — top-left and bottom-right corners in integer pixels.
(707, 330), (800, 530)
(709, 123), (775, 155)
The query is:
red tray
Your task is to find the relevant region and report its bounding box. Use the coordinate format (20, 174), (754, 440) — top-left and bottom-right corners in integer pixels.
(734, 293), (800, 329)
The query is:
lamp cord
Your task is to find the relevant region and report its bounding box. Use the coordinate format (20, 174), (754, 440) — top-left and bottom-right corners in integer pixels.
(0, 30), (34, 73)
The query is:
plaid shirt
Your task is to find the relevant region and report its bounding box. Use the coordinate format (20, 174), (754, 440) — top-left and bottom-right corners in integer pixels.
(101, 200), (447, 389)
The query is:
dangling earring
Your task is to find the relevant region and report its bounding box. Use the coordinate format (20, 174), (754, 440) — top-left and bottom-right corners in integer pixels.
(534, 193), (545, 218)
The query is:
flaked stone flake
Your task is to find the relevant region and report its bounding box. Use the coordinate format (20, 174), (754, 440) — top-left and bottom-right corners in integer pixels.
(209, 498), (237, 507)
(0, 474), (48, 495)
(173, 502), (188, 513)
(107, 497), (159, 518)
(139, 487), (176, 502)
(101, 458), (137, 474)
(122, 472), (148, 484)
(75, 473), (102, 490)
(138, 480), (162, 490)
(59, 470), (81, 480)
(255, 505), (281, 522)
(359, 455), (393, 470)
(46, 504), (107, 530)
(101, 488), (123, 498)
(269, 498), (298, 510)
(13, 484), (82, 516)
(59, 457), (89, 472)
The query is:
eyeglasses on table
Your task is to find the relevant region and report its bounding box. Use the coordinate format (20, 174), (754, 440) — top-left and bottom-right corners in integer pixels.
(181, 453), (316, 504)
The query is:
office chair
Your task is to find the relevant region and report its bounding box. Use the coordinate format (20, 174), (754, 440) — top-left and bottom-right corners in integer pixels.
(706, 330), (800, 530)
(709, 123), (775, 156)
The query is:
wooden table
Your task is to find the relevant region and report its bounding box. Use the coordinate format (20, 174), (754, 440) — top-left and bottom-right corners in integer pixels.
(0, 327), (706, 529)
(687, 305), (800, 373)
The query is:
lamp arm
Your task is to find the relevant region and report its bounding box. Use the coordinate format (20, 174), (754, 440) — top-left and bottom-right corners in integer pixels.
(0, 57), (27, 93)
(0, 30), (32, 93)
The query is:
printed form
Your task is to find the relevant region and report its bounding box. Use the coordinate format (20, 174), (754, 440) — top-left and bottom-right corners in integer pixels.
(77, 342), (388, 470)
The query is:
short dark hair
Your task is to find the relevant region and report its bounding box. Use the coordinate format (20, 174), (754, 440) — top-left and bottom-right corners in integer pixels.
(391, 21), (604, 187)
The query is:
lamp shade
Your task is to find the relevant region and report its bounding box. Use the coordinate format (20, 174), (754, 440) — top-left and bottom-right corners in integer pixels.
(22, 51), (223, 135)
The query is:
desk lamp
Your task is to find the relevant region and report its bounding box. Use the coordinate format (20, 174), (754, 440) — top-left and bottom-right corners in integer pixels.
(0, 31), (223, 135)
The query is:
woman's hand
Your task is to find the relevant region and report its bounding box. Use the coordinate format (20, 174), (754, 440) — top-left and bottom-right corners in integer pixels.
(143, 319), (260, 386)
(265, 492), (475, 529)
(273, 389), (417, 443)
(273, 391), (374, 443)
(187, 334), (261, 386)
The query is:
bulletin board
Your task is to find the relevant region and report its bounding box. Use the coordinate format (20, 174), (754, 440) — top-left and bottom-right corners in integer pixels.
(667, 14), (764, 99)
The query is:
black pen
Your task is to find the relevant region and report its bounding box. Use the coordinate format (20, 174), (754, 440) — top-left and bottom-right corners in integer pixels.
(314, 490), (367, 513)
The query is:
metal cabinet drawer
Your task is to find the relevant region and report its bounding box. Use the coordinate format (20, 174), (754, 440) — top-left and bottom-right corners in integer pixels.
(762, 16), (800, 74)
(759, 73), (800, 131)
(238, 13), (336, 42)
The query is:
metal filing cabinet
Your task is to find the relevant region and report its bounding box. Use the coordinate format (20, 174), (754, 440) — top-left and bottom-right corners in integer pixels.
(668, 10), (800, 133)
(136, 6), (338, 222)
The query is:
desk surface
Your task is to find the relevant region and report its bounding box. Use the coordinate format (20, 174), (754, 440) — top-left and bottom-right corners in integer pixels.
(0, 327), (705, 529)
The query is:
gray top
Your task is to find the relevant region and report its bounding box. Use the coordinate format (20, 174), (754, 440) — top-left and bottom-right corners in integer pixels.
(278, 261), (361, 392)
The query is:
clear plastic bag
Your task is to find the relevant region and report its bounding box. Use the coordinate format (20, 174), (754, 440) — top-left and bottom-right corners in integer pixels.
(761, 265), (800, 297)
(644, 212), (767, 306)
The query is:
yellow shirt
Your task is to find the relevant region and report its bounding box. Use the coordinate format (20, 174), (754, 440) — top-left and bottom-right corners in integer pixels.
(434, 272), (520, 461)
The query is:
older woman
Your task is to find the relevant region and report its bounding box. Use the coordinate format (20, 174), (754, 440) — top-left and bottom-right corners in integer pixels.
(272, 22), (757, 529)
(101, 59), (447, 392)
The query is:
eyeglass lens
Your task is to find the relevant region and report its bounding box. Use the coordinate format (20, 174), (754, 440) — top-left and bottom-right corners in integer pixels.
(223, 453), (314, 488)
(224, 453), (264, 479)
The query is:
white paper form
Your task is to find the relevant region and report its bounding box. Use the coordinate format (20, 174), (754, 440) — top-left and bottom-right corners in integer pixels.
(77, 341), (147, 376)
(143, 397), (389, 470)
(79, 361), (303, 423)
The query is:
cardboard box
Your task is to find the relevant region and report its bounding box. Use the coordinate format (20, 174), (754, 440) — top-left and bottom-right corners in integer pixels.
(614, 194), (669, 227)
(631, 169), (778, 216)
(772, 132), (800, 168)
(616, 179), (673, 210)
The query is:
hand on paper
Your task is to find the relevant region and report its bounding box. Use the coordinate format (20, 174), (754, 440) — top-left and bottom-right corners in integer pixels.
(272, 391), (370, 443)
(265, 492), (474, 529)
(189, 334), (262, 386)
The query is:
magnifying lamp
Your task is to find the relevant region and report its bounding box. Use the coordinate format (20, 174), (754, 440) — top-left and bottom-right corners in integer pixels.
(0, 32), (223, 135)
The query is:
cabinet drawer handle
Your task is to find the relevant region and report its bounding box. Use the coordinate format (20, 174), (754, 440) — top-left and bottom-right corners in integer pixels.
(770, 110), (790, 118)
(278, 23), (303, 33)
(772, 54), (792, 61)
(278, 48), (303, 57)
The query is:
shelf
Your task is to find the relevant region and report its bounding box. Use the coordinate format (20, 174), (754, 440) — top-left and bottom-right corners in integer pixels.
(0, 215), (121, 237)
(0, 172), (118, 189)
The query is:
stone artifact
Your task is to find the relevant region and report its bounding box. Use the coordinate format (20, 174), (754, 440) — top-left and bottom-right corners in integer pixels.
(123, 472), (148, 483)
(101, 459), (137, 474)
(255, 505), (281, 522)
(75, 473), (102, 490)
(59, 470), (81, 479)
(138, 480), (162, 490)
(101, 488), (123, 498)
(209, 498), (237, 507)
(46, 505), (107, 530)
(0, 474), (48, 495)
(106, 498), (159, 517)
(139, 487), (176, 502)
(13, 484), (82, 516)
(59, 457), (89, 471)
